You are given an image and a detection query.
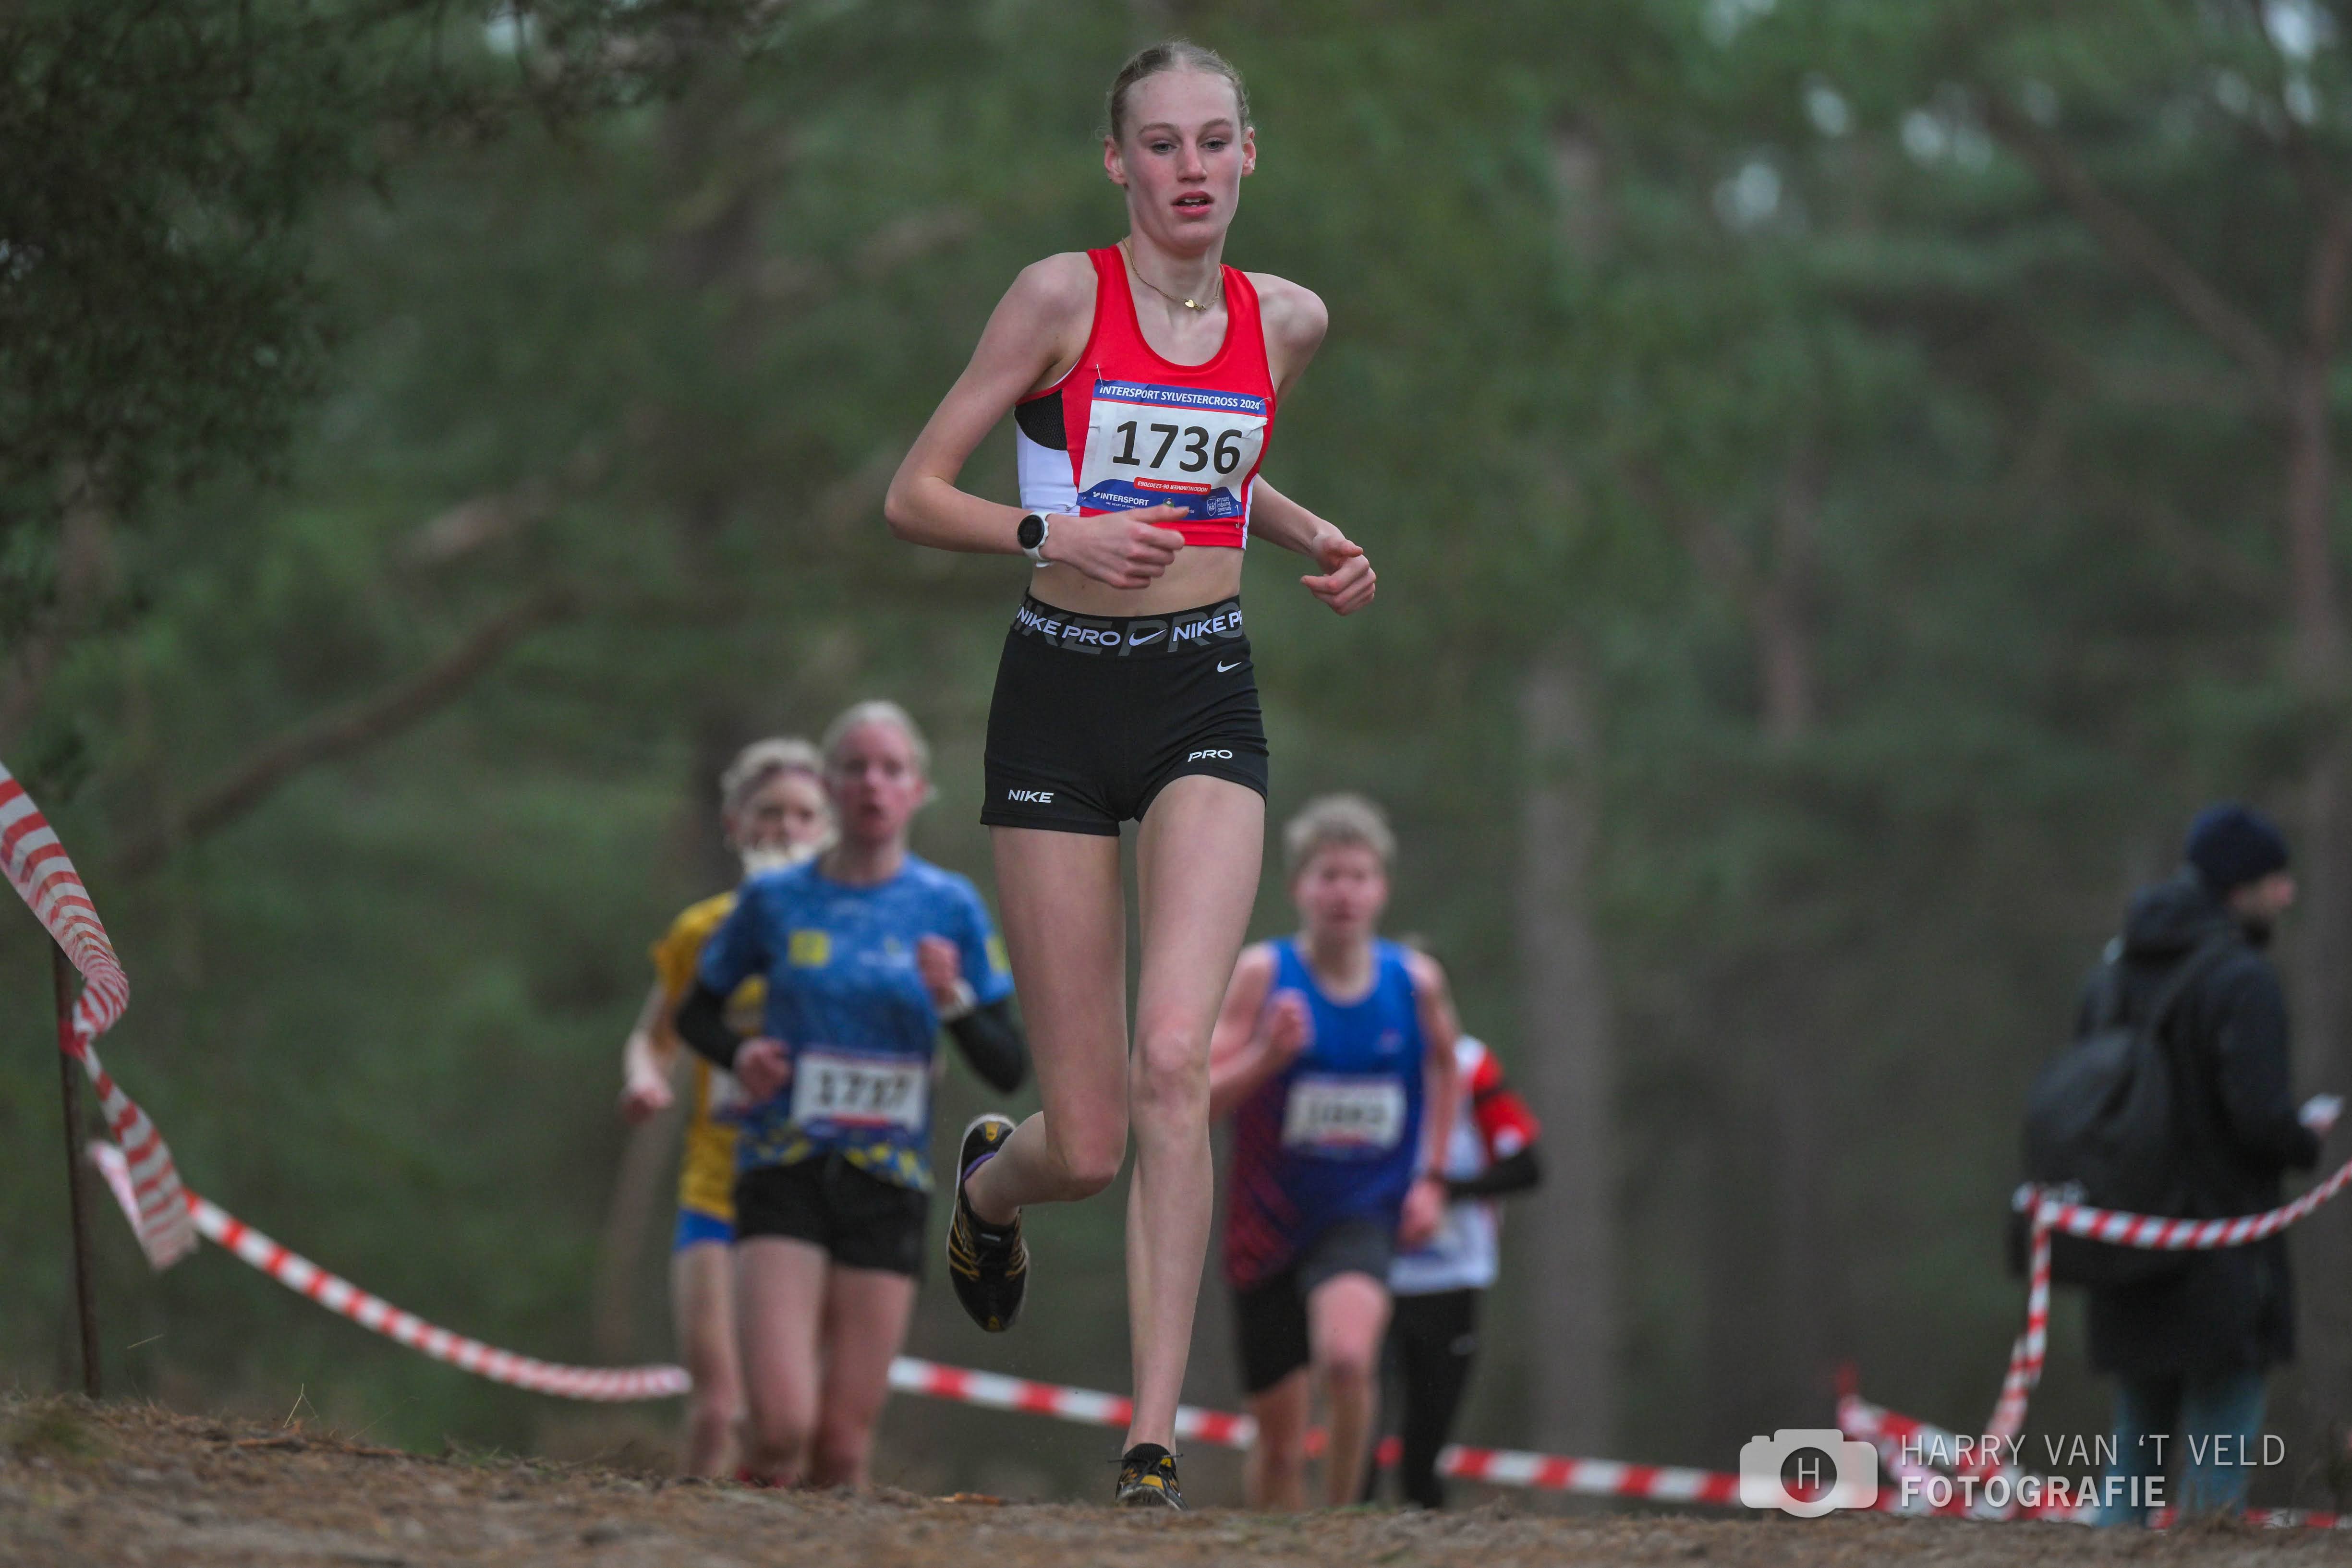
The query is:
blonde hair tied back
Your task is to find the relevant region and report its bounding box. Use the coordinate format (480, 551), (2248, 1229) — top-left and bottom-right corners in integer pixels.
(821, 699), (932, 777)
(1104, 39), (1252, 144)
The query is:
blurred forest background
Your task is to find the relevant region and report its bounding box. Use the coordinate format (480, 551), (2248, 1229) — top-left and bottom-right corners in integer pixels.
(8, 0), (2352, 1510)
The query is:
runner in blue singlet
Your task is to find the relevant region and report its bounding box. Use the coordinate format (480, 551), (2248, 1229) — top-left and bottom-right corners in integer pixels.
(1208, 793), (1460, 1508)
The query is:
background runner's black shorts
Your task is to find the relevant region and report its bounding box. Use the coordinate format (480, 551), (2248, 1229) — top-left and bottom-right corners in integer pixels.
(733, 1156), (929, 1277)
(1232, 1217), (1398, 1395)
(982, 595), (1269, 836)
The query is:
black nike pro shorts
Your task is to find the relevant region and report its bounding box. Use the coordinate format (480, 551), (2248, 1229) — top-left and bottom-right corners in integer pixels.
(981, 594), (1270, 837)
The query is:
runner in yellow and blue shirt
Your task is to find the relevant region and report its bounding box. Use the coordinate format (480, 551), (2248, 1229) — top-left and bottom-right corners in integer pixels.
(646, 893), (761, 1243)
(617, 738), (832, 1476)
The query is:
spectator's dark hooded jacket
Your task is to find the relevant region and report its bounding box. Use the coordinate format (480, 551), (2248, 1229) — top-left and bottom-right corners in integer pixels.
(2082, 872), (2322, 1378)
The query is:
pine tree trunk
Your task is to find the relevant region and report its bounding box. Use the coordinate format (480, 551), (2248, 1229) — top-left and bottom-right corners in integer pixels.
(1755, 448), (1819, 748)
(2283, 347), (2350, 1076)
(1515, 649), (1619, 1453)
(1755, 452), (1840, 1422)
(2283, 338), (2352, 1444)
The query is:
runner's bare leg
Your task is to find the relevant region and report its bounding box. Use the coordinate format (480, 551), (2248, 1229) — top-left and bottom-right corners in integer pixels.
(964, 831), (1128, 1208)
(1128, 775), (1265, 1448)
(1309, 1271), (1392, 1506)
(810, 1265), (919, 1489)
(1245, 1368), (1313, 1510)
(734, 1238), (830, 1484)
(672, 1242), (742, 1475)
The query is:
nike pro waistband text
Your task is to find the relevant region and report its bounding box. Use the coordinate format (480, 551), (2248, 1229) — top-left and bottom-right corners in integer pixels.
(1009, 596), (1245, 657)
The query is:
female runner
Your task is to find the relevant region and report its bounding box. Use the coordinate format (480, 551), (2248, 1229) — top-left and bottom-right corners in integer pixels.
(882, 40), (1376, 1508)
(618, 737), (833, 1475)
(1207, 795), (1460, 1508)
(672, 702), (1029, 1489)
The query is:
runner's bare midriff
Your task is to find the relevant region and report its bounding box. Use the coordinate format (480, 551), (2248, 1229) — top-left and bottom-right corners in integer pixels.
(1028, 547), (1245, 619)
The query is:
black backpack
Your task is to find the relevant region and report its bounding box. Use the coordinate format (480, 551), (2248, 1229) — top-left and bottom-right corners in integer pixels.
(2015, 935), (2234, 1287)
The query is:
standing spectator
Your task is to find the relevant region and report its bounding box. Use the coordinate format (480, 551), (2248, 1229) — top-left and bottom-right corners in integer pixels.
(1363, 1031), (1542, 1509)
(2089, 803), (2336, 1525)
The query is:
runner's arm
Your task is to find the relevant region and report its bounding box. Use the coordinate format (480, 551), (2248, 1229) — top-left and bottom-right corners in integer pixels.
(947, 1001), (1030, 1093)
(1447, 1146), (1542, 1202)
(1209, 946), (1294, 1119)
(1232, 271), (1368, 610)
(673, 981), (742, 1071)
(1247, 480), (1337, 557)
(920, 930), (1027, 1092)
(1250, 478), (1374, 615)
(620, 979), (680, 1119)
(1250, 271), (1330, 397)
(1406, 953), (1463, 1186)
(883, 255), (1189, 587)
(884, 258), (1081, 554)
(1447, 1045), (1542, 1200)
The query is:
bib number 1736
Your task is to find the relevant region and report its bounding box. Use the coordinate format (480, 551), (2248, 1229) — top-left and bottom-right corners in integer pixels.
(1076, 380), (1266, 522)
(1110, 420), (1249, 476)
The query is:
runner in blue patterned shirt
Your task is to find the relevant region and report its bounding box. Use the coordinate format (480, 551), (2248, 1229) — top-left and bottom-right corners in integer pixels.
(675, 701), (1028, 1489)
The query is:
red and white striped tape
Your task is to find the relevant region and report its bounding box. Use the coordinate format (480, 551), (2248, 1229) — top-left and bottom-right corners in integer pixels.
(1840, 1388), (2351, 1530)
(1, 763), (195, 1268)
(879, 1355), (1251, 1451)
(89, 1144), (689, 1401)
(1839, 1389), (2082, 1522)
(1438, 1446), (1739, 1503)
(1830, 1165), (2352, 1529)
(877, 1354), (1737, 1500)
(1989, 1165), (2352, 1453)
(86, 1143), (1740, 1503)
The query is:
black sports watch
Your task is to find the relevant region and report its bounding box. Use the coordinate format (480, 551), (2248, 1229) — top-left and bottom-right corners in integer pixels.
(1017, 511), (1051, 565)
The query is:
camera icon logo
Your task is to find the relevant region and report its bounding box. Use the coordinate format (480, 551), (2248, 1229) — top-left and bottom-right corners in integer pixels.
(1738, 1428), (1879, 1517)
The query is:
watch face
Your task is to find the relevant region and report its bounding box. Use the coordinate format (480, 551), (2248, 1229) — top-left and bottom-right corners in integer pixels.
(1017, 514), (1045, 550)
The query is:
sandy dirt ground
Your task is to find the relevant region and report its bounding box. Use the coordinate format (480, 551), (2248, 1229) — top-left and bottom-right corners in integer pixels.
(7, 1394), (2352, 1568)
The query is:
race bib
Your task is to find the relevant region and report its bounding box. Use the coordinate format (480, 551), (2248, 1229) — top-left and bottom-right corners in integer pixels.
(1281, 1075), (1406, 1154)
(789, 1049), (928, 1134)
(1075, 380), (1266, 523)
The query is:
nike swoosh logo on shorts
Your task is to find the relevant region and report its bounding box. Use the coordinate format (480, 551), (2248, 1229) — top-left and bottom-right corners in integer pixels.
(1129, 628), (1164, 646)
(1217, 659), (1244, 673)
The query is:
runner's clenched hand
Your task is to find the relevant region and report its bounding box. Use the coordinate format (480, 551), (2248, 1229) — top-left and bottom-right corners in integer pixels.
(1259, 989), (1311, 1068)
(619, 1064), (674, 1123)
(917, 935), (969, 1013)
(1398, 1172), (1446, 1248)
(1301, 528), (1375, 615)
(1043, 505), (1189, 590)
(734, 1038), (792, 1101)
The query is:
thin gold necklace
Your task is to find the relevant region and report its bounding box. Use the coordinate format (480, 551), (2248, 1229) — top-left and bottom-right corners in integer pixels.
(1120, 239), (1221, 313)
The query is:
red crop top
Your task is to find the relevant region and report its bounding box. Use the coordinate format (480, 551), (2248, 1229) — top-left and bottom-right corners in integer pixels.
(1012, 247), (1277, 550)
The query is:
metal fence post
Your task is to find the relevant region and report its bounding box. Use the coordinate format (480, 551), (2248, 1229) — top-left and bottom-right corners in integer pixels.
(53, 939), (100, 1399)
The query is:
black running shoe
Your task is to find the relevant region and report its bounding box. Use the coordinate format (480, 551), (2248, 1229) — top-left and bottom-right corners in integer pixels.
(1115, 1444), (1184, 1510)
(946, 1113), (1027, 1333)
